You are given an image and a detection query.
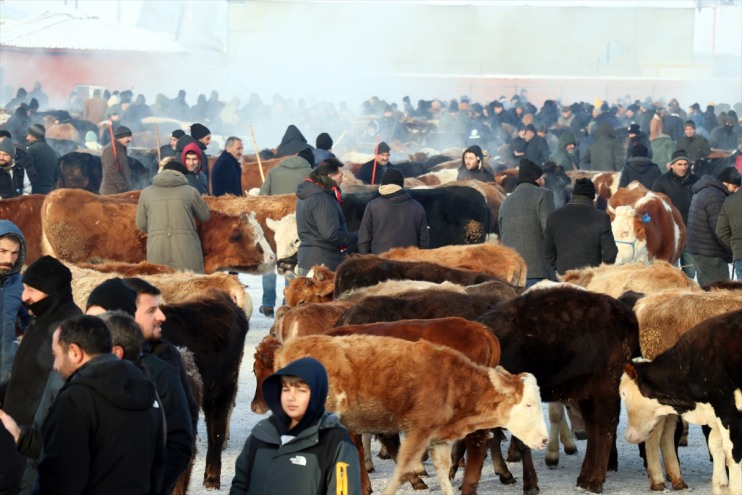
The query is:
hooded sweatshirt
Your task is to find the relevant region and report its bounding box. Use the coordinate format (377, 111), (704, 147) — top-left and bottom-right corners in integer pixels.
(229, 357), (361, 495)
(457, 145), (494, 182)
(180, 142), (208, 194)
(618, 156), (662, 189)
(0, 220), (29, 383)
(37, 353), (166, 495)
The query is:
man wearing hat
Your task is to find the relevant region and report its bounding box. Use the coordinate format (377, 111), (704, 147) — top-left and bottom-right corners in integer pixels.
(716, 168), (742, 281)
(652, 150), (700, 278)
(357, 141), (394, 185)
(544, 178), (617, 276)
(710, 116), (740, 151)
(0, 221), (30, 384)
(313, 132), (335, 167)
(498, 159), (556, 286)
(358, 168), (429, 255)
(618, 143), (662, 190)
(686, 167), (741, 286)
(676, 121), (711, 163)
(99, 125), (133, 195)
(0, 137), (31, 199)
(160, 129), (185, 160)
(0, 256), (81, 492)
(25, 124), (58, 194)
(626, 123), (652, 161)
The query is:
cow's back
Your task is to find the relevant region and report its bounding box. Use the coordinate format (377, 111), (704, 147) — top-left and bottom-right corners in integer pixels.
(0, 194), (46, 264)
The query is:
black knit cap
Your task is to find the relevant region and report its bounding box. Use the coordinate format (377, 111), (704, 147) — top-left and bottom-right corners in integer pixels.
(628, 124), (640, 134)
(632, 143), (649, 157)
(716, 167), (742, 187)
(86, 278), (137, 316)
(22, 255), (71, 294)
(114, 126), (132, 139)
(171, 129), (186, 139)
(573, 178), (596, 199)
(670, 150), (690, 165)
(28, 124), (45, 140)
(190, 123), (211, 140)
(316, 132), (333, 150)
(518, 159), (543, 184)
(376, 141), (391, 154)
(381, 168), (404, 187)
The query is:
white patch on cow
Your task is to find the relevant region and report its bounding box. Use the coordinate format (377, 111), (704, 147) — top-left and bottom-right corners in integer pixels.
(267, 213), (300, 262)
(523, 280), (586, 293)
(735, 389), (742, 412)
(611, 205), (649, 264)
(497, 371), (548, 450)
(247, 187), (260, 196)
(245, 211), (276, 271)
(619, 372), (675, 443)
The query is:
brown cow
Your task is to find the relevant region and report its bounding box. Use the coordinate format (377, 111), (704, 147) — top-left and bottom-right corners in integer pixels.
(75, 260), (177, 275)
(253, 334), (548, 495)
(379, 243), (527, 287)
(40, 189), (275, 274)
(240, 157), (282, 193)
(333, 254), (507, 297)
(607, 181), (686, 264)
(561, 260), (699, 298)
(270, 301), (352, 342)
(0, 194), (46, 264)
(284, 265), (335, 306)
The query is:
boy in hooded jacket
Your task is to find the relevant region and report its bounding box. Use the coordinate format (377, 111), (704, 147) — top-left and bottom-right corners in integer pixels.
(229, 357), (361, 495)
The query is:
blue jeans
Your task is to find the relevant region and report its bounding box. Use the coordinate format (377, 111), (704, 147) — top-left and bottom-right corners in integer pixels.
(261, 273), (287, 308)
(679, 249), (696, 279)
(734, 260), (742, 281)
(526, 278), (545, 288)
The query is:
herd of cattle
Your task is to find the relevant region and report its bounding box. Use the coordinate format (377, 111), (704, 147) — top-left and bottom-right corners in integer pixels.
(1, 146), (740, 495)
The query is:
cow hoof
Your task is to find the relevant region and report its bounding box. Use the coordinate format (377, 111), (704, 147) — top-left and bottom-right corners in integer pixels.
(366, 467), (375, 474)
(650, 482), (666, 491)
(203, 478), (221, 490)
(671, 480), (688, 490)
(574, 430), (588, 441)
(410, 479), (428, 490)
(545, 456), (559, 468)
(498, 473), (516, 485)
(564, 445), (578, 455)
(576, 480), (604, 494)
(523, 487), (540, 495)
(460, 482), (479, 495)
(507, 452), (522, 463)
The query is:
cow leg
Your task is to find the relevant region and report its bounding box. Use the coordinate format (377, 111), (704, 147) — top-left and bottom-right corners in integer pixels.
(429, 441), (456, 495)
(644, 417), (667, 491)
(363, 434), (375, 473)
(458, 429), (489, 495)
(378, 433), (428, 490)
(715, 420), (742, 495)
(678, 418), (690, 447)
(381, 430), (435, 495)
(488, 429), (516, 485)
(349, 432), (374, 495)
(659, 414), (687, 490)
(560, 405), (579, 454)
(450, 439), (466, 480)
(706, 425), (729, 495)
(512, 436), (540, 495)
(565, 400), (587, 440)
(575, 395), (619, 494)
(545, 403), (562, 467)
(202, 387), (233, 489)
(507, 436), (522, 462)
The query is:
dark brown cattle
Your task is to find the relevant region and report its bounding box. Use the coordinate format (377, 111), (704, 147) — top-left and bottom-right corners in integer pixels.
(0, 194), (46, 264)
(478, 285), (641, 493)
(333, 254), (505, 298)
(161, 291), (249, 489)
(240, 157), (283, 193)
(271, 301), (353, 342)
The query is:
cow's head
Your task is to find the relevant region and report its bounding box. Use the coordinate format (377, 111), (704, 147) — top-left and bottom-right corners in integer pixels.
(611, 205), (649, 264)
(283, 266), (335, 306)
(267, 213), (300, 275)
(200, 210), (275, 274)
(490, 367), (548, 450)
(251, 335), (282, 414)
(620, 362), (676, 443)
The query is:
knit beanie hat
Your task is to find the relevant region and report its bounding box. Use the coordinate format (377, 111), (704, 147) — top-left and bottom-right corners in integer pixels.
(190, 123), (211, 140)
(22, 256), (71, 295)
(381, 168), (404, 187)
(716, 167), (742, 187)
(670, 150), (690, 165)
(28, 124), (45, 140)
(517, 159), (543, 184)
(376, 141), (391, 154)
(171, 129), (186, 139)
(163, 161), (189, 176)
(86, 278), (137, 316)
(114, 126), (132, 139)
(0, 139), (15, 156)
(684, 120), (696, 129)
(316, 132), (333, 150)
(573, 178), (596, 199)
(632, 143), (649, 158)
(628, 124), (640, 134)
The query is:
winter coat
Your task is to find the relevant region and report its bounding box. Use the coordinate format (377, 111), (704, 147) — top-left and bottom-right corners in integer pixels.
(295, 180), (357, 272)
(356, 160), (391, 185)
(358, 188), (430, 254)
(457, 165), (494, 182)
(25, 140), (57, 194)
(676, 134), (711, 162)
(212, 151), (243, 196)
(0, 160), (27, 199)
(99, 140), (131, 195)
(650, 134), (674, 168)
(582, 123), (622, 171)
(549, 132), (579, 171)
(709, 125), (740, 150)
(276, 125), (309, 157)
(686, 175), (731, 261)
(230, 357), (361, 495)
(0, 425), (22, 494)
(651, 171), (699, 225)
(627, 132), (653, 160)
(543, 195), (618, 275)
(180, 142), (208, 194)
(498, 182), (556, 279)
(148, 339), (199, 436)
(140, 353), (193, 495)
(716, 190), (742, 261)
(259, 156), (312, 196)
(0, 221), (29, 383)
(524, 135), (550, 165)
(36, 354), (166, 495)
(619, 157), (662, 190)
(136, 170), (211, 273)
(0, 286), (81, 427)
(175, 135), (209, 182)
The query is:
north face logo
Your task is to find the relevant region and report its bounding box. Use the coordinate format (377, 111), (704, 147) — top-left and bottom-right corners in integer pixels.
(290, 455), (307, 466)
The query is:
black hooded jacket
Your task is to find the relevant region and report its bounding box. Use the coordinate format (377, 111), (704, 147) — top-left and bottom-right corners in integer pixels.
(37, 354), (165, 495)
(619, 157), (662, 190)
(276, 125), (309, 158)
(457, 145), (494, 182)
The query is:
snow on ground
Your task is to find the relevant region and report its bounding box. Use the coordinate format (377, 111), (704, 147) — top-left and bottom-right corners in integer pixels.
(187, 273), (717, 495)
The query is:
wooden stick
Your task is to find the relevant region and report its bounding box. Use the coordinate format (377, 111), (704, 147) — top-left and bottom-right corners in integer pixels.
(248, 124), (265, 183)
(108, 121), (119, 171)
(371, 135), (380, 185)
(153, 121), (162, 164)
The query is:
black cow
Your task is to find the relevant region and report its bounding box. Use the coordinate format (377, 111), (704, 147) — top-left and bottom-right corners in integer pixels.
(161, 291), (249, 489)
(57, 151), (102, 193)
(341, 185), (490, 247)
(478, 285), (640, 494)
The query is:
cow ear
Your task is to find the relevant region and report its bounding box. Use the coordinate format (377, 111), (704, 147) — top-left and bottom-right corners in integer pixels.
(239, 211), (248, 223)
(314, 267), (327, 282)
(228, 227), (243, 243)
(624, 362), (638, 380)
(266, 217), (278, 232)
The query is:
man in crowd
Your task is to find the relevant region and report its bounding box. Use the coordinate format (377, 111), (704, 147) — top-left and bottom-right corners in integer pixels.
(357, 141), (393, 185)
(83, 89), (108, 125)
(160, 129), (185, 160)
(675, 120), (711, 164)
(100, 125), (133, 194)
(313, 132), (335, 167)
(0, 138), (31, 198)
(716, 172), (742, 280)
(543, 178), (617, 275)
(212, 136), (244, 196)
(651, 150), (699, 278)
(25, 124), (58, 194)
(0, 221), (30, 384)
(36, 315), (165, 494)
(180, 143), (209, 194)
(498, 159), (556, 286)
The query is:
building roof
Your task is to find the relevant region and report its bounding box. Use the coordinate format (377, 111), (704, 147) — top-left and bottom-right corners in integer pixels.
(0, 10), (186, 53)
